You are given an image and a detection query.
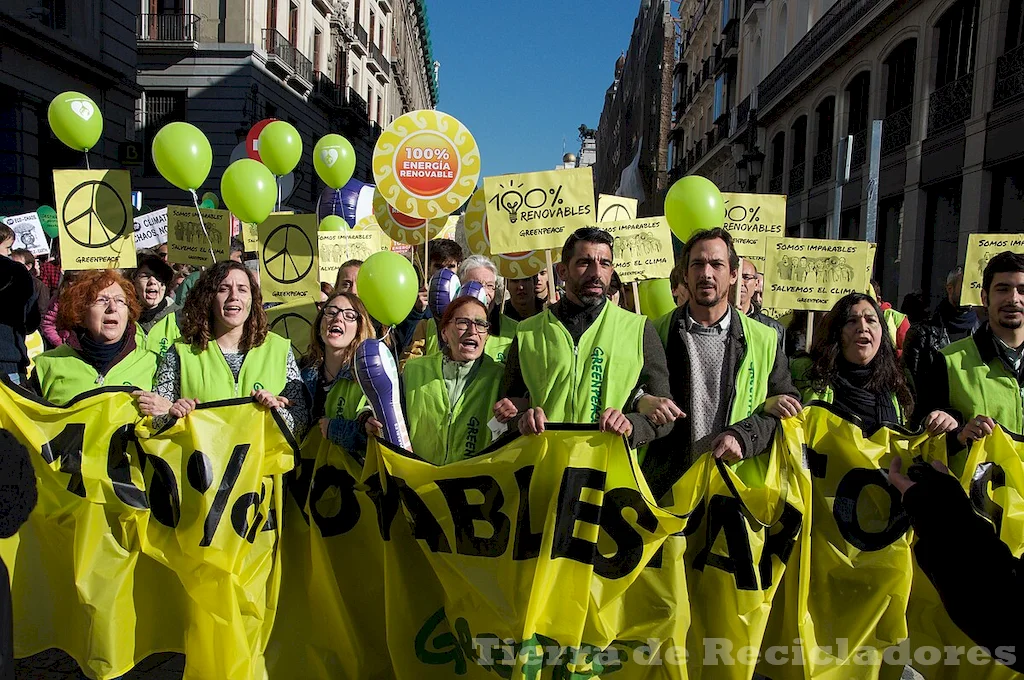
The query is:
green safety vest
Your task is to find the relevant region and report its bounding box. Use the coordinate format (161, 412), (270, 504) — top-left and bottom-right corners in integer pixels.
(135, 314), (181, 362)
(325, 376), (368, 422)
(518, 303), (645, 423)
(420, 314), (519, 364)
(942, 335), (1023, 434)
(883, 308), (906, 346)
(790, 356), (904, 424)
(177, 332), (291, 402)
(403, 353), (504, 465)
(33, 343), (158, 406)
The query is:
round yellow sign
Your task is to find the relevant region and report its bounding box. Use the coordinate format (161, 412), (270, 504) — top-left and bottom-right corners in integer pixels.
(372, 188), (444, 246)
(353, 215), (395, 252)
(463, 188), (557, 279)
(372, 110), (480, 220)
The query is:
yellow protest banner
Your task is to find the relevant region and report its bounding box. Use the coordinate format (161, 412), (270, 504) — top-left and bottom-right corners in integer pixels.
(54, 170), (137, 270)
(372, 109), (481, 219)
(258, 214), (320, 304)
(597, 193), (638, 222)
(961, 233), (1024, 306)
(763, 237), (870, 311)
(722, 192), (786, 271)
(266, 300), (318, 358)
(463, 187), (554, 278)
(167, 205), (230, 266)
(598, 217), (673, 283)
(318, 217), (390, 283)
(233, 214), (259, 252)
(484, 167), (596, 254)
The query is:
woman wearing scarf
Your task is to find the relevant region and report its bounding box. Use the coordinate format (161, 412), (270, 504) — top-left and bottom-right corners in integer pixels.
(301, 291), (375, 454)
(29, 270), (158, 406)
(783, 293), (958, 433)
(132, 253), (181, 360)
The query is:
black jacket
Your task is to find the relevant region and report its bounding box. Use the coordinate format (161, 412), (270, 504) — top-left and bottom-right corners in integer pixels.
(748, 305), (785, 348)
(903, 462), (1024, 672)
(903, 301), (979, 392)
(0, 258), (40, 378)
(641, 306), (799, 499)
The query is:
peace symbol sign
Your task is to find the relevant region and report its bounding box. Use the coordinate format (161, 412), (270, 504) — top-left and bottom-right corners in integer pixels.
(262, 223), (314, 285)
(270, 312), (312, 356)
(61, 180), (129, 248)
(600, 203), (632, 223)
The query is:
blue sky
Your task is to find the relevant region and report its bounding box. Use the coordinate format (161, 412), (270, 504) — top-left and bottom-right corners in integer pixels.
(426, 1), (640, 177)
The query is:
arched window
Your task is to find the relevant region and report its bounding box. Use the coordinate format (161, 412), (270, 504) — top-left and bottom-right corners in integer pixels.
(775, 4), (789, 63)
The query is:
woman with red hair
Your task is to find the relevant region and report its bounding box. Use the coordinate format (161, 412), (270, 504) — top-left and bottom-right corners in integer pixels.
(29, 269), (160, 406)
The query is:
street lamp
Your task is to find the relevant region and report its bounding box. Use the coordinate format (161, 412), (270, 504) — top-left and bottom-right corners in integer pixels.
(742, 148), (765, 192)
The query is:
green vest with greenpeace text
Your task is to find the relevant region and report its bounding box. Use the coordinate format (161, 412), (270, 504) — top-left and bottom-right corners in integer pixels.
(942, 335), (1023, 434)
(518, 302), (645, 423)
(177, 332), (290, 402)
(403, 353), (504, 465)
(421, 315), (518, 364)
(140, 314), (181, 361)
(33, 343), (158, 406)
(325, 377), (367, 421)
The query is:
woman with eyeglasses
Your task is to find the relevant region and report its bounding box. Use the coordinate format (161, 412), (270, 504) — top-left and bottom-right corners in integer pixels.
(150, 261), (308, 436)
(29, 269), (159, 406)
(301, 292), (375, 453)
(132, 253), (181, 360)
(378, 295), (517, 465)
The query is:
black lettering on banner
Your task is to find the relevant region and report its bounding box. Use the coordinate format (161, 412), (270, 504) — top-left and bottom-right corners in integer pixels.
(146, 454), (182, 529)
(551, 467), (606, 565)
(804, 445), (828, 479)
(285, 457), (316, 524)
(649, 496), (707, 569)
(594, 487), (658, 579)
(758, 502), (803, 588)
(231, 482), (265, 543)
(308, 465), (361, 538)
(435, 475), (511, 558)
(200, 443), (250, 547)
(970, 462), (1006, 537)
(832, 468), (910, 551)
(692, 494), (758, 591)
(40, 423), (86, 498)
(513, 466), (542, 560)
(365, 470), (401, 541)
(394, 476), (452, 553)
(106, 424), (148, 511)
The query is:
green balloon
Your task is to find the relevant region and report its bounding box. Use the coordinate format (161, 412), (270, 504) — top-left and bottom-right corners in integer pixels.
(201, 191), (220, 209)
(199, 199), (216, 210)
(357, 251), (418, 326)
(637, 279), (676, 319)
(258, 121), (303, 176)
(37, 206), (59, 238)
(48, 91), (103, 152)
(221, 159), (277, 225)
(152, 122), (213, 191)
(664, 175), (725, 243)
(313, 134), (356, 190)
(320, 215), (349, 232)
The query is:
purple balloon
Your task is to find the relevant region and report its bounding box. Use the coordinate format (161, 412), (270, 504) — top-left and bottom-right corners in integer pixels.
(317, 177), (365, 226)
(354, 338), (412, 451)
(459, 281), (490, 307)
(428, 269), (461, 320)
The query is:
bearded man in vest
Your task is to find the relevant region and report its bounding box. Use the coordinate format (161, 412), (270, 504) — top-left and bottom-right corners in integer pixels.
(642, 228), (800, 500)
(500, 227), (679, 449)
(917, 251), (1024, 449)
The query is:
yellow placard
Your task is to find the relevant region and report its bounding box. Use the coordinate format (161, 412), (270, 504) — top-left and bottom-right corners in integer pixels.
(484, 167), (596, 254)
(372, 109), (480, 219)
(54, 169), (137, 270)
(463, 187), (555, 279)
(599, 217), (673, 283)
(266, 299), (318, 357)
(258, 214), (320, 303)
(372, 187), (445, 246)
(762, 237), (870, 311)
(167, 206), (230, 266)
(722, 192), (786, 271)
(961, 233), (1024, 306)
(597, 194), (638, 222)
(234, 214), (259, 252)
(318, 217), (390, 284)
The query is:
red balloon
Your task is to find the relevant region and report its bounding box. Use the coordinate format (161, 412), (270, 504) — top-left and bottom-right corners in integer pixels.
(245, 118), (277, 162)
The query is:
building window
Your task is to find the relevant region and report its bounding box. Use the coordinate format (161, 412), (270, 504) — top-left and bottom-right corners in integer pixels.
(376, 94), (383, 125)
(313, 27), (322, 74)
(845, 71), (870, 135)
(935, 0), (979, 88)
(288, 2), (299, 45)
(713, 74), (727, 120)
(1006, 0), (1024, 51)
(721, 0), (731, 29)
(378, 20), (385, 49)
(354, 0), (362, 26)
(267, 0), (277, 31)
(39, 0), (68, 30)
(141, 92), (187, 177)
(154, 0), (184, 13)
(368, 86), (375, 119)
(884, 40), (917, 114)
(770, 132), (786, 191)
(369, 12), (376, 47)
(815, 97), (835, 153)
(351, 68), (359, 92)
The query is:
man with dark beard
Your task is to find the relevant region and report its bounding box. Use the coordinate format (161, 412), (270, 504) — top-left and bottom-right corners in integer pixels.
(500, 228), (678, 451)
(916, 252), (1024, 444)
(641, 228), (799, 499)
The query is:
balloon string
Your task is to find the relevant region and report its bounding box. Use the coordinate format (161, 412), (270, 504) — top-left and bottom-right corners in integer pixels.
(84, 151), (90, 170)
(277, 178), (282, 213)
(190, 189), (217, 266)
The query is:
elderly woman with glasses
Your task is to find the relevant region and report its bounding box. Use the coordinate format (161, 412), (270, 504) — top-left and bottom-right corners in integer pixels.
(371, 295), (517, 465)
(29, 269), (159, 407)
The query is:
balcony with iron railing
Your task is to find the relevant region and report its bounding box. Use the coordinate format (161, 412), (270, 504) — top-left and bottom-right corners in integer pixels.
(881, 104), (912, 155)
(812, 147), (833, 185)
(927, 72), (973, 135)
(313, 71), (344, 108)
(789, 162), (806, 193)
(368, 43), (391, 79)
(353, 24), (368, 55)
(769, 171), (784, 193)
(758, 0), (886, 111)
(849, 128), (867, 169)
(344, 87), (368, 119)
(137, 13), (200, 44)
(262, 29), (313, 89)
(684, 0), (710, 47)
(995, 44), (1024, 108)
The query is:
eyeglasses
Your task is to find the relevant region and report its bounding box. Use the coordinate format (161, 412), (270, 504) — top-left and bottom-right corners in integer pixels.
(91, 296), (128, 308)
(135, 271), (161, 282)
(741, 274), (759, 282)
(323, 306), (360, 323)
(453, 317), (490, 333)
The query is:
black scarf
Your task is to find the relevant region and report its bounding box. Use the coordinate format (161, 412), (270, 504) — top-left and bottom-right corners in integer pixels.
(138, 298), (168, 326)
(831, 358), (899, 430)
(551, 297), (606, 345)
(77, 330), (130, 374)
(936, 298), (977, 338)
